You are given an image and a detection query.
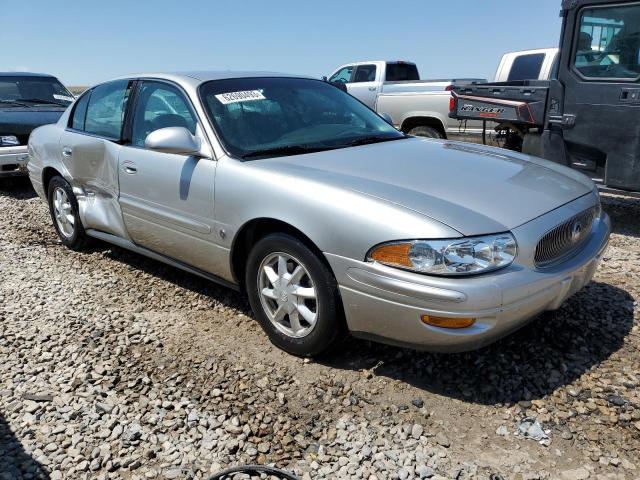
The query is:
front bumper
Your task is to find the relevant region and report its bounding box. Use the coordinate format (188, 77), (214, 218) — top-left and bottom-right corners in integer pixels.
(0, 146), (29, 177)
(326, 196), (611, 352)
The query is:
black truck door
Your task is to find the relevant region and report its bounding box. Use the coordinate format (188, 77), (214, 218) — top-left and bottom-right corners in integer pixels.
(557, 0), (640, 192)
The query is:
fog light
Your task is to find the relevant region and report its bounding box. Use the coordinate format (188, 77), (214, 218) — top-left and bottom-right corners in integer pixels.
(421, 315), (475, 329)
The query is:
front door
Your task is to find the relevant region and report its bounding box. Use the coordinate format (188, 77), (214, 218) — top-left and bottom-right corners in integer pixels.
(557, 1), (640, 191)
(117, 80), (222, 274)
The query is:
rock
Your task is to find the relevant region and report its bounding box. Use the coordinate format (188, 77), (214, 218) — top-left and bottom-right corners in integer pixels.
(560, 467), (590, 480)
(411, 424), (424, 440)
(435, 432), (450, 448)
(411, 399), (425, 408)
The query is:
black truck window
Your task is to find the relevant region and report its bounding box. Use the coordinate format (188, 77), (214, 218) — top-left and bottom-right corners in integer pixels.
(385, 63), (419, 81)
(574, 3), (640, 79)
(507, 54), (545, 81)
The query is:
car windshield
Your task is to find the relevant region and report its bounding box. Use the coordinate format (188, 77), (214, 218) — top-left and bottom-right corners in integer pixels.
(0, 76), (74, 107)
(199, 77), (405, 159)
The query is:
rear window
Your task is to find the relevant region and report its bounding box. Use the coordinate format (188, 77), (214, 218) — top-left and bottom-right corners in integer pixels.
(507, 54), (545, 81)
(385, 63), (420, 81)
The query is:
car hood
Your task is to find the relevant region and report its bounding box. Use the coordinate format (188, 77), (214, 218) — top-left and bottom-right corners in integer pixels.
(0, 108), (66, 137)
(254, 138), (594, 236)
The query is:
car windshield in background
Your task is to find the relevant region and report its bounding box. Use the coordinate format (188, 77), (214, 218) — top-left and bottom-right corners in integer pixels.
(199, 77), (405, 159)
(0, 76), (74, 107)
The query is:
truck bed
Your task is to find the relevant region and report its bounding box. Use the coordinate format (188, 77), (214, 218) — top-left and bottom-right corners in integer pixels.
(381, 78), (486, 95)
(450, 80), (550, 126)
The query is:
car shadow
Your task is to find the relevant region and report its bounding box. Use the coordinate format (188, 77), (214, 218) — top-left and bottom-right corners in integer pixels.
(602, 193), (640, 238)
(318, 281), (635, 405)
(0, 413), (49, 479)
(0, 177), (37, 200)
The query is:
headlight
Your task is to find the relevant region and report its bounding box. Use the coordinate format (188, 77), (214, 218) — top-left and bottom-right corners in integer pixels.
(367, 233), (517, 276)
(0, 135), (20, 146)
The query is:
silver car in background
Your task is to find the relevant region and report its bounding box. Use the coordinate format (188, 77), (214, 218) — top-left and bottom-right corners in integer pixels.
(27, 72), (611, 357)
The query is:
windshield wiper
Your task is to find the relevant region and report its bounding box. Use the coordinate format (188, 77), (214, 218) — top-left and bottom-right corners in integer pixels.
(0, 99), (31, 107)
(347, 135), (407, 147)
(242, 145), (335, 159)
(19, 98), (67, 106)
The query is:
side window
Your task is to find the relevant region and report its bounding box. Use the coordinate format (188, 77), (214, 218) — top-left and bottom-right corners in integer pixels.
(70, 91), (91, 131)
(574, 4), (640, 79)
(385, 63), (419, 81)
(353, 64), (377, 83)
(84, 80), (131, 139)
(329, 66), (354, 83)
(507, 54), (546, 81)
(131, 81), (197, 148)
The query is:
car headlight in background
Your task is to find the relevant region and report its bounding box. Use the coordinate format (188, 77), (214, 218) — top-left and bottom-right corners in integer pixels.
(367, 233), (517, 276)
(0, 135), (20, 146)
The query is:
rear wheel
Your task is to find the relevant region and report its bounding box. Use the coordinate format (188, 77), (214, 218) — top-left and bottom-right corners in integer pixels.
(246, 233), (345, 357)
(407, 125), (444, 139)
(47, 176), (90, 250)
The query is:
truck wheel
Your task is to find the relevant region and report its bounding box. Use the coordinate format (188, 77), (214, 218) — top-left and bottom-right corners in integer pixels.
(245, 233), (346, 357)
(47, 176), (90, 250)
(408, 125), (444, 139)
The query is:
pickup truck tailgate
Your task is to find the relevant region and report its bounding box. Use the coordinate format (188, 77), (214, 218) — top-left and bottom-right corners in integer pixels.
(451, 80), (549, 127)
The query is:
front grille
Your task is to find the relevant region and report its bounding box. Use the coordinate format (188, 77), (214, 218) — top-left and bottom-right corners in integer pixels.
(534, 206), (598, 268)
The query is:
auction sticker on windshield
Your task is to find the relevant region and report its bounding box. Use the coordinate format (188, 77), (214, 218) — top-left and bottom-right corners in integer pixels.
(215, 90), (266, 105)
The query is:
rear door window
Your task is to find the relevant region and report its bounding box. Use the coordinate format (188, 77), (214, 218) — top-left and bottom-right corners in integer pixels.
(574, 3), (640, 79)
(385, 63), (420, 81)
(329, 66), (354, 84)
(352, 64), (377, 83)
(70, 91), (91, 130)
(84, 80), (132, 139)
(507, 53), (546, 81)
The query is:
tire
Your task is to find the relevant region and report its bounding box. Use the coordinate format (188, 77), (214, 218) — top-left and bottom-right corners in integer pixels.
(407, 125), (444, 139)
(47, 176), (90, 250)
(245, 233), (345, 357)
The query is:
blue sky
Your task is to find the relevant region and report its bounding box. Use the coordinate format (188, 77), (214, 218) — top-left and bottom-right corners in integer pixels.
(4, 0), (562, 86)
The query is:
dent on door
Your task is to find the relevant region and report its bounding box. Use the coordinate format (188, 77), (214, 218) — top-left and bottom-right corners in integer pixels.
(59, 131), (130, 239)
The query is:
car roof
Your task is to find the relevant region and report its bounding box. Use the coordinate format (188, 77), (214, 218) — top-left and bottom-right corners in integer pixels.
(107, 71), (315, 88)
(0, 72), (57, 78)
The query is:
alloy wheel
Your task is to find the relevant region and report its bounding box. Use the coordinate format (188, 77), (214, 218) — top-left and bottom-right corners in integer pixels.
(258, 252), (318, 338)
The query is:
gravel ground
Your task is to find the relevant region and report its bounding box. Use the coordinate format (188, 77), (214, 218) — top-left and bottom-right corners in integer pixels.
(1, 177), (639, 480)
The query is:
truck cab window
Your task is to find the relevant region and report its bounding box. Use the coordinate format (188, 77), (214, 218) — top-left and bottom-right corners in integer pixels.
(574, 4), (640, 79)
(385, 63), (419, 81)
(507, 54), (545, 81)
(353, 65), (377, 83)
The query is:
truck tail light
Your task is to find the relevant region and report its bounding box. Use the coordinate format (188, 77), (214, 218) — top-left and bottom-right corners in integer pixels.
(449, 96), (455, 112)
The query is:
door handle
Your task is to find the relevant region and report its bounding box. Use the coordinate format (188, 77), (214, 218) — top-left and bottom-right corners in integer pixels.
(61, 147), (72, 158)
(368, 87), (377, 91)
(124, 166), (137, 174)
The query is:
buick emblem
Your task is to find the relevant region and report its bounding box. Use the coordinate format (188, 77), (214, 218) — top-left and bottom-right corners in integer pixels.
(571, 220), (583, 243)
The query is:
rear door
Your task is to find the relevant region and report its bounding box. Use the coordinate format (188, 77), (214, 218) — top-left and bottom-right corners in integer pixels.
(117, 79), (222, 273)
(347, 64), (379, 109)
(59, 79), (132, 237)
(558, 1), (640, 191)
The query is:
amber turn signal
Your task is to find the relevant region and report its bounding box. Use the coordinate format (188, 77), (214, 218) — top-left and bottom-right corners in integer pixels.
(369, 242), (412, 267)
(421, 315), (476, 329)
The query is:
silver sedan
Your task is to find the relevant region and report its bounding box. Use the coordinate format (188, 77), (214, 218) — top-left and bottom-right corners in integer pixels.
(27, 72), (611, 356)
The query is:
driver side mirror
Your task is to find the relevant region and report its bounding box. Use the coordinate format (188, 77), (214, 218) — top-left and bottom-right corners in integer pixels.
(145, 127), (203, 156)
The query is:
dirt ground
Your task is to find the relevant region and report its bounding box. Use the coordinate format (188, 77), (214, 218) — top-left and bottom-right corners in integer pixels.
(1, 178), (639, 480)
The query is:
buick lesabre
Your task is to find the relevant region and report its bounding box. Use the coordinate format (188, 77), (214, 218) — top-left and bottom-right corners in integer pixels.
(27, 72), (611, 356)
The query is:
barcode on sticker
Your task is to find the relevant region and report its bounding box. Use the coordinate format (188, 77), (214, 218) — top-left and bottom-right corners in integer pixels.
(215, 90), (265, 104)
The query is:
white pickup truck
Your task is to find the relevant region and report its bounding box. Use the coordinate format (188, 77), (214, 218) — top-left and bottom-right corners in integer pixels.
(328, 60), (486, 140)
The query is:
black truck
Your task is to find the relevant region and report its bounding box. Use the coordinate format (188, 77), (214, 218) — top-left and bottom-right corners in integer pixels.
(450, 0), (640, 197)
(0, 72), (74, 178)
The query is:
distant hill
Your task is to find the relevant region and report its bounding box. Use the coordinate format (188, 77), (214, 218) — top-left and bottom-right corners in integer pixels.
(67, 86), (87, 95)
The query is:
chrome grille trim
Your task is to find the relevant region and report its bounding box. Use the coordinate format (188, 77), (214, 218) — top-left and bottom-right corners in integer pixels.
(534, 206), (597, 268)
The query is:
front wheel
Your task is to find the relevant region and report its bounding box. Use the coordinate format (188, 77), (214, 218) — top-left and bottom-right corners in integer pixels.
(47, 176), (90, 250)
(245, 233), (345, 357)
